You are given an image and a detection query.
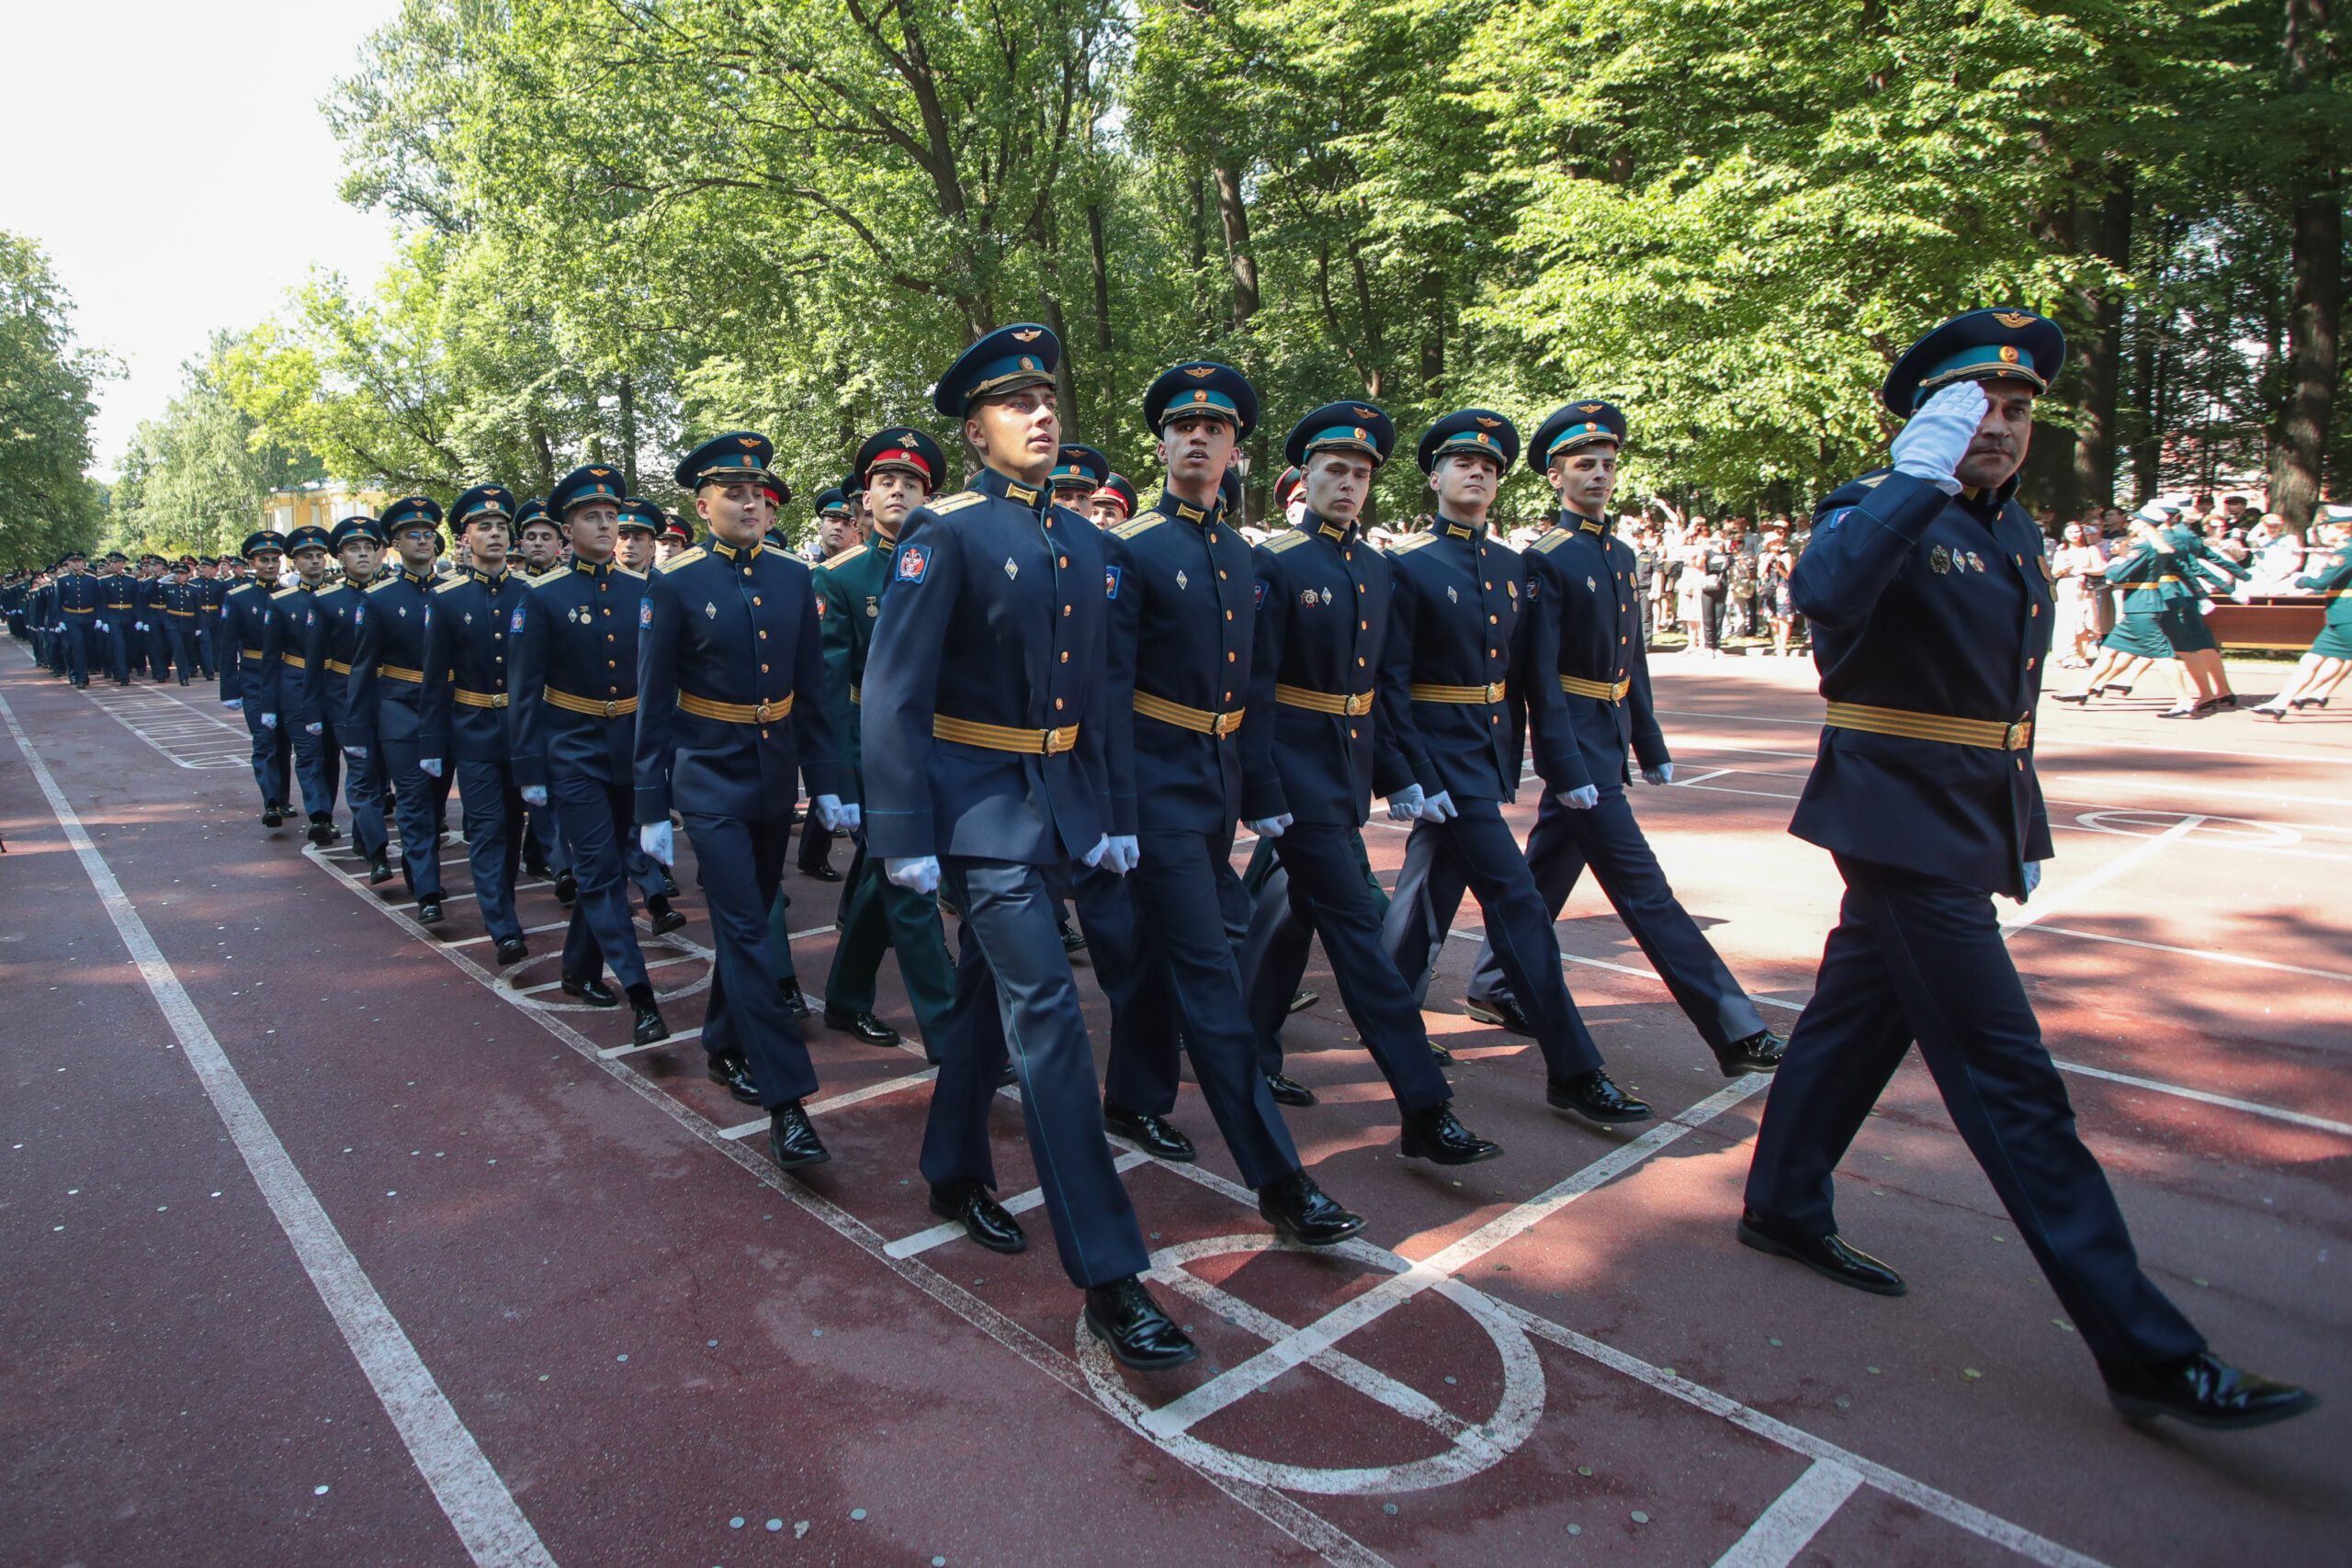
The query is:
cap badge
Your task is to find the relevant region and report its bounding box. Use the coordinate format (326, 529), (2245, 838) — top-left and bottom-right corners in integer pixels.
(1475, 433), (1490, 445)
(1476, 416), (1501, 428)
(736, 436), (760, 449)
(1193, 390), (1209, 403)
(1012, 328), (1044, 343)
(1183, 366), (1216, 379)
(590, 468), (610, 478)
(1577, 403), (1604, 413)
(1998, 345), (2020, 364)
(1352, 407), (1377, 419)
(1993, 310), (2035, 329)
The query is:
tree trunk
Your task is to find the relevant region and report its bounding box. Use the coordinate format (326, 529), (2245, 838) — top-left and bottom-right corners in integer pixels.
(2273, 0), (2340, 530)
(616, 374), (639, 495)
(2071, 172), (2132, 511)
(1418, 267), (1445, 398)
(1043, 295), (1080, 426)
(1212, 157), (1259, 332)
(1086, 200), (1114, 411)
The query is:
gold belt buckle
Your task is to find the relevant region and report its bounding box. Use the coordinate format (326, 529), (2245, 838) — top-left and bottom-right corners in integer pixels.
(2005, 718), (2031, 750)
(603, 698), (621, 718)
(1213, 710), (1240, 737)
(754, 699), (775, 724)
(1043, 727), (1068, 755)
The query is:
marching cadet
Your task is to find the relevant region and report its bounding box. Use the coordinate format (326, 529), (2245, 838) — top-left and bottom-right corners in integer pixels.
(1238, 400), (1498, 1164)
(98, 552), (135, 684)
(1740, 308), (2314, 1430)
(194, 556), (226, 678)
(1459, 402), (1786, 1078)
(219, 531), (291, 826)
(614, 499), (688, 937)
(421, 486), (535, 964)
(52, 549), (97, 687)
(788, 488), (863, 888)
(1047, 442), (1109, 512)
(1377, 412), (1651, 1128)
(156, 559), (201, 683)
(143, 558), (180, 682)
(813, 427), (956, 1054)
(511, 465), (670, 1048)
(351, 497), (447, 922)
(275, 524), (340, 844)
(1097, 359), (1365, 1247)
(864, 322), (1193, 1369)
(1085, 473), (1137, 533)
(512, 498), (574, 900)
(634, 433), (842, 1164)
(306, 517), (394, 882)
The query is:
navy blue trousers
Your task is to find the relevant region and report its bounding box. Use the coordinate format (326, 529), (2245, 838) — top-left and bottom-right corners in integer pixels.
(1745, 857), (2204, 1374)
(242, 699), (289, 811)
(1240, 822), (1450, 1113)
(60, 622), (90, 684)
(454, 760), (524, 945)
(379, 737), (442, 900)
(104, 621), (129, 683)
(338, 739), (389, 860)
(1468, 784), (1765, 1053)
(680, 810), (817, 1106)
(1103, 829), (1301, 1189)
(1381, 797), (1604, 1079)
(922, 858), (1150, 1289)
(292, 721), (341, 822)
(549, 771), (649, 990)
(1239, 825), (1386, 1077)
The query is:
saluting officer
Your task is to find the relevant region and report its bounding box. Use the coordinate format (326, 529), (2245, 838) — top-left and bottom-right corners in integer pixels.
(1462, 402), (1786, 1078)
(865, 322), (1193, 1370)
(813, 427), (958, 1054)
(510, 465), (670, 1048)
(306, 517), (394, 883)
(219, 531), (291, 826)
(1741, 308), (2313, 1430)
(351, 497), (447, 921)
(420, 486), (534, 965)
(1377, 411), (1651, 1127)
(1097, 360), (1365, 1247)
(274, 525), (339, 844)
(1239, 401), (1499, 1164)
(634, 433), (843, 1168)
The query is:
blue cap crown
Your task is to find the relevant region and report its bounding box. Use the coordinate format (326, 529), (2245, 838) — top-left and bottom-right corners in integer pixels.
(1529, 402), (1625, 471)
(1145, 362), (1259, 440)
(1883, 308), (2065, 413)
(1286, 400), (1396, 469)
(550, 464), (629, 517)
(932, 324), (1061, 418)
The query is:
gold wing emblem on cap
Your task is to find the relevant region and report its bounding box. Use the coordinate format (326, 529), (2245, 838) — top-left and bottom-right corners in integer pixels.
(1577, 403), (1604, 413)
(898, 432), (914, 443)
(1353, 407), (1377, 419)
(736, 435), (760, 448)
(1012, 328), (1044, 343)
(1993, 310), (2035, 329)
(1475, 417), (1501, 428)
(590, 468), (611, 478)
(1183, 366), (1216, 379)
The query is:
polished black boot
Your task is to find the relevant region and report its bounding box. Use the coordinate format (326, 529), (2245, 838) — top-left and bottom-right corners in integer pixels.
(416, 895), (444, 927)
(707, 1054), (761, 1105)
(368, 855), (395, 886)
(1736, 1211), (1906, 1296)
(1715, 1029), (1786, 1076)
(822, 1006), (901, 1046)
(307, 814), (335, 848)
(767, 1100), (830, 1170)
(261, 803), (283, 829)
(2104, 1349), (2318, 1431)
(928, 1182), (1027, 1254)
(1547, 1068), (1652, 1125)
(1103, 1103), (1195, 1162)
(1399, 1102), (1502, 1166)
(560, 973), (619, 1008)
(644, 894), (687, 936)
(1464, 992), (1534, 1034)
(1083, 1278), (1197, 1371)
(626, 982), (667, 1045)
(493, 935), (529, 966)
(1257, 1170), (1365, 1247)
(1264, 1072), (1316, 1107)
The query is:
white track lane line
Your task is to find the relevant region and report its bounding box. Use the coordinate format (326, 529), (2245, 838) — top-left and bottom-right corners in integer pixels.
(514, 953), (700, 995)
(1711, 1459), (1866, 1568)
(0, 690), (555, 1568)
(885, 1150), (1154, 1258)
(716, 1066), (944, 1139)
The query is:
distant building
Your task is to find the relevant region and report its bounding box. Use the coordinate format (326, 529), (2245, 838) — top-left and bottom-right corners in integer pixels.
(264, 480), (392, 535)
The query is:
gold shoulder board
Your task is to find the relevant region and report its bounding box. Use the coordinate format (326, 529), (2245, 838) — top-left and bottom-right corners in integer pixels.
(657, 547), (707, 575)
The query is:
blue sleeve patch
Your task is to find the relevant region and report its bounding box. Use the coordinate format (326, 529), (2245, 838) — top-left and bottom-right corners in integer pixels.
(1253, 579), (1267, 608)
(1104, 563), (1122, 600)
(897, 544), (931, 583)
(639, 597), (654, 628)
(510, 605), (526, 634)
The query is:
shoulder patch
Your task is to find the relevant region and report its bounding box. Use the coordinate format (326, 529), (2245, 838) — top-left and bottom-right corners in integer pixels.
(365, 576), (401, 593)
(1387, 534), (1439, 555)
(895, 543), (933, 584)
(822, 543), (869, 571)
(1261, 530), (1310, 554)
(273, 585), (303, 600)
(1104, 563), (1124, 600)
(1112, 514), (1166, 542)
(929, 491), (985, 516)
(523, 568), (568, 588)
(433, 576), (467, 593)
(657, 547), (706, 574)
(226, 581), (254, 597)
(1857, 469), (1889, 490)
(318, 583), (348, 599)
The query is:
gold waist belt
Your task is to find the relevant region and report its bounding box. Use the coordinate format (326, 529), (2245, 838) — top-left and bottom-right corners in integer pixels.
(323, 658), (354, 675)
(281, 653), (308, 669)
(1133, 690), (1245, 737)
(1410, 679), (1507, 705)
(167, 609), (196, 617)
(379, 663), (424, 683)
(1825, 701), (2033, 751)
(675, 690), (786, 724)
(1274, 683), (1374, 716)
(1558, 673), (1630, 702)
(241, 647), (265, 660)
(933, 715), (1080, 755)
(454, 688), (508, 709)
(547, 686), (639, 719)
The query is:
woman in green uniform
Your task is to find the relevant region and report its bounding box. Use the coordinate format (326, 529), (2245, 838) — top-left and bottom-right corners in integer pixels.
(2054, 510), (2180, 706)
(2251, 515), (2351, 719)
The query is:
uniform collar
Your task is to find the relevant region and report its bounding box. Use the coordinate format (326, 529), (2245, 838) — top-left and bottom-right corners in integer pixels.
(1300, 509), (1355, 545)
(573, 556), (620, 575)
(1433, 514), (1484, 542)
(975, 464), (1049, 513)
(1154, 488), (1225, 528)
(471, 568), (508, 586)
(400, 566), (433, 587)
(707, 537), (763, 562)
(1561, 505), (1610, 536)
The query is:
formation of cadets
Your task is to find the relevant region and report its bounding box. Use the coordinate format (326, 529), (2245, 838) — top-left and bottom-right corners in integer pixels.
(0, 309), (2318, 1431)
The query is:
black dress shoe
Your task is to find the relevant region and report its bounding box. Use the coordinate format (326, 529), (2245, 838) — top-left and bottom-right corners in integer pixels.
(626, 983), (668, 1045)
(416, 896), (444, 927)
(1547, 1069), (1653, 1125)
(1287, 988), (1319, 1014)
(823, 1006), (901, 1046)
(1258, 1170), (1365, 1247)
(560, 973), (619, 1008)
(929, 1183), (1027, 1254)
(804, 862), (842, 883)
(552, 870), (577, 904)
(1058, 921), (1087, 954)
(307, 816), (334, 848)
(2105, 1349), (2318, 1430)
(1736, 1212), (1906, 1296)
(644, 896), (687, 936)
(1265, 1072), (1316, 1107)
(768, 1100), (830, 1169)
(1716, 1029), (1786, 1076)
(493, 936), (529, 966)
(1084, 1278), (1197, 1371)
(262, 804), (283, 828)
(777, 981), (812, 1019)
(1399, 1102), (1503, 1166)
(1464, 993), (1535, 1035)
(707, 1054), (761, 1105)
(368, 856), (394, 886)
(1103, 1104), (1196, 1162)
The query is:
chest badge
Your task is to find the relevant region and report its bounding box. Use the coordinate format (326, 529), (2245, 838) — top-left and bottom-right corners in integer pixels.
(1176, 570), (1189, 591)
(1004, 558), (1019, 581)
(1299, 587), (1317, 606)
(1446, 586), (1459, 604)
(463, 613), (472, 626)
(1586, 576), (1598, 593)
(1967, 550), (1984, 573)
(865, 595), (879, 618)
(397, 605), (407, 617)
(705, 602), (718, 618)
(1930, 545), (1952, 575)
(1319, 586), (1333, 604)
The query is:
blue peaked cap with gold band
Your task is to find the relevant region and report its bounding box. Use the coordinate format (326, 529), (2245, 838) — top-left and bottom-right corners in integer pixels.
(855, 426), (945, 492)
(1050, 443), (1110, 491)
(514, 497), (550, 531)
(1418, 408), (1521, 475)
(814, 486), (850, 519)
(933, 323), (1060, 418)
(380, 495), (444, 533)
(285, 525), (333, 554)
(673, 431), (790, 507)
(617, 495), (662, 534)
(240, 529), (288, 558)
(1144, 361), (1259, 439)
(330, 515), (387, 550)
(452, 484), (515, 527)
(550, 463), (629, 517)
(1883, 307), (2066, 414)
(1285, 400), (1396, 468)
(1529, 401), (1625, 472)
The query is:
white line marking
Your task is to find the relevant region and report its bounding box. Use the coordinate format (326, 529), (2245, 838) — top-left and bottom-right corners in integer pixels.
(716, 1066), (944, 1138)
(445, 921), (571, 949)
(1713, 1460), (1865, 1568)
(598, 1027), (704, 1058)
(2043, 1062), (2352, 1138)
(1669, 768), (1732, 786)
(0, 690), (554, 1568)
(515, 953), (700, 995)
(2001, 814), (2204, 935)
(2013, 924), (2352, 984)
(885, 1150), (1155, 1258)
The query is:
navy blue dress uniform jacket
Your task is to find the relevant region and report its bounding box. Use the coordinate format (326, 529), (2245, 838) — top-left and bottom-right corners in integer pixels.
(634, 537), (837, 823)
(272, 583), (324, 729)
(1101, 489), (1275, 834)
(1788, 469), (2053, 899)
(511, 560), (644, 792)
(863, 465), (1112, 865)
(1241, 513), (1390, 825)
(1376, 523), (1576, 802)
(1523, 512), (1668, 789)
(420, 568), (526, 763)
(303, 580), (375, 747)
(350, 568), (435, 748)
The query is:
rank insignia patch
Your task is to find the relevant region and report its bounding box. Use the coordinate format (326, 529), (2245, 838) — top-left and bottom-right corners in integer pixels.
(1104, 564), (1123, 600)
(639, 599), (654, 627)
(897, 546), (929, 584)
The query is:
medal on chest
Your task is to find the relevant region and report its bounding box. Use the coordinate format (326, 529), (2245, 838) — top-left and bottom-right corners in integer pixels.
(1175, 569), (1189, 591)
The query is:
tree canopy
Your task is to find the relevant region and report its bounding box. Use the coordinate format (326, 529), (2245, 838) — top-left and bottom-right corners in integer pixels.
(0, 232), (110, 569)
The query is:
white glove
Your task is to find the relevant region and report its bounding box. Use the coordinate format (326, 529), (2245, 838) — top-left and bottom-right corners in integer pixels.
(1105, 835), (1140, 874)
(520, 784), (548, 807)
(813, 793), (847, 832)
(420, 757), (443, 779)
(1247, 813), (1294, 839)
(305, 721), (322, 736)
(1420, 789), (1459, 822)
(1642, 763), (1673, 786)
(887, 855), (941, 896)
(1385, 784), (1425, 822)
(1558, 784), (1600, 810)
(1082, 834), (1111, 868)
(223, 697), (243, 713)
(94, 619), (107, 633)
(260, 712), (277, 729)
(834, 801), (861, 833)
(1888, 380), (1986, 495)
(2022, 859), (2043, 897)
(639, 820), (674, 866)
(344, 744), (368, 760)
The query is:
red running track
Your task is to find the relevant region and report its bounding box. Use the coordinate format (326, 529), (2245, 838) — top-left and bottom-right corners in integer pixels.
(3, 644), (2345, 1567)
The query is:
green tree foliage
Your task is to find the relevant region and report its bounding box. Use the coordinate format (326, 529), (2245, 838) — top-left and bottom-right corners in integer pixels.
(0, 232), (110, 569)
(108, 333), (324, 558)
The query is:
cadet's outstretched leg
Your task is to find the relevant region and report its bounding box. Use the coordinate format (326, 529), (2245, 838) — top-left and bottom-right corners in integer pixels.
(548, 773), (649, 988)
(380, 739), (442, 900)
(455, 760), (523, 944)
(682, 811), (818, 1107)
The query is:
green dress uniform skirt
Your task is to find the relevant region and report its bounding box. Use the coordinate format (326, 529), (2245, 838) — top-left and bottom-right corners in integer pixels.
(2157, 600), (2218, 654)
(2102, 611), (2176, 660)
(2311, 622), (2352, 660)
